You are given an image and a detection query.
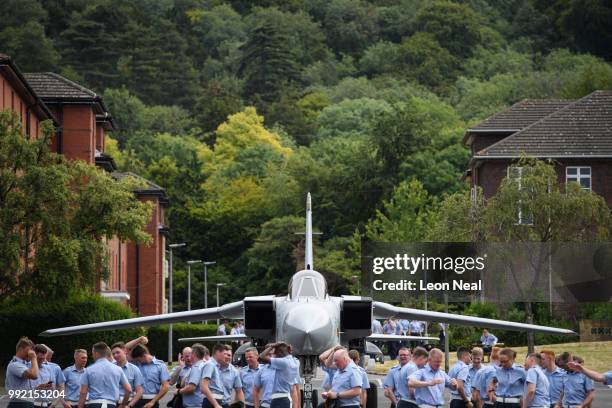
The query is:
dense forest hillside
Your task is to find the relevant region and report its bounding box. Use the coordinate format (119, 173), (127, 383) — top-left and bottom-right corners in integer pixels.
(2, 0), (611, 305)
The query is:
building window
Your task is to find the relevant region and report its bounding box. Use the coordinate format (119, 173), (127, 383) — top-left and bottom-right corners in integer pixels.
(507, 166), (533, 225)
(566, 166), (591, 191)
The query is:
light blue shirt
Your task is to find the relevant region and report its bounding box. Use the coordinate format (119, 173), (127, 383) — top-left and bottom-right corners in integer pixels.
(468, 364), (481, 395)
(219, 364), (242, 404)
(329, 362), (362, 407)
(171, 365), (192, 386)
(493, 364), (525, 397)
(135, 357), (170, 395)
(524, 366), (550, 407)
(116, 361), (144, 398)
(449, 361), (471, 399)
(409, 321), (423, 334)
(32, 361), (56, 401)
(544, 366), (566, 404)
(356, 366), (370, 390)
(254, 364), (275, 405)
(605, 371), (612, 385)
(240, 365), (260, 403)
(47, 362), (66, 386)
(383, 364), (403, 399)
(398, 362), (419, 401)
(183, 359), (205, 408)
(270, 355), (299, 393)
(480, 334), (498, 346)
(62, 365), (87, 402)
(201, 359), (225, 397)
(400, 320), (410, 331)
(562, 371), (594, 405)
(371, 320), (383, 334)
(5, 357), (35, 397)
(408, 363), (454, 406)
(472, 365), (496, 402)
(80, 358), (128, 401)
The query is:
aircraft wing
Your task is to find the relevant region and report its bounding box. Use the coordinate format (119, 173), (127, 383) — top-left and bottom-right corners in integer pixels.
(179, 334), (249, 342)
(367, 334), (439, 342)
(39, 301), (244, 336)
(372, 301), (576, 335)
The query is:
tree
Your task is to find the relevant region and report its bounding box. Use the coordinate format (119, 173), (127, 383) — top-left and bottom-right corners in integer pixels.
(194, 80), (244, 140)
(0, 111), (152, 301)
(0, 21), (60, 72)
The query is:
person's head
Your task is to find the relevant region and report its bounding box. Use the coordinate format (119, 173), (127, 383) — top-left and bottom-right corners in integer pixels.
(34, 344), (48, 364)
(557, 352), (572, 371)
(412, 347), (429, 367)
(457, 347), (472, 364)
(131, 344), (151, 364)
(92, 342), (111, 361)
(471, 347), (483, 366)
(499, 348), (516, 369)
(212, 343), (226, 363)
(540, 350), (556, 370)
(483, 329), (489, 336)
(222, 345), (232, 366)
(332, 349), (350, 370)
(428, 348), (444, 370)
(191, 344), (209, 362)
(41, 345), (54, 362)
(490, 347), (501, 365)
(245, 347), (259, 368)
(348, 349), (360, 364)
(74, 349), (88, 368)
(569, 355), (584, 371)
(525, 353), (542, 370)
(111, 342), (128, 364)
(274, 342), (290, 358)
(397, 347), (411, 365)
(15, 337), (35, 359)
(182, 347), (193, 366)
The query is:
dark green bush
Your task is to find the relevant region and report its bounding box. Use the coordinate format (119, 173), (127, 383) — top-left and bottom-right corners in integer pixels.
(147, 323), (218, 359)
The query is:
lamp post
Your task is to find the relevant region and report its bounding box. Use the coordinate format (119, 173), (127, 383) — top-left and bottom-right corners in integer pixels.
(216, 283), (226, 326)
(186, 260), (202, 311)
(167, 242), (186, 364)
(202, 261), (215, 323)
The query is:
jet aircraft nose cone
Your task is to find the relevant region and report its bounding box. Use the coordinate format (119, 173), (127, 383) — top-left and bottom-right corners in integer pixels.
(283, 304), (333, 354)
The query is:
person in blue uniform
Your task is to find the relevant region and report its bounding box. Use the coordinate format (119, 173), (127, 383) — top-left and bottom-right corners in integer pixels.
(258, 342), (299, 408)
(41, 345), (66, 407)
(561, 356), (594, 408)
(540, 350), (565, 408)
(62, 349), (88, 408)
(5, 337), (39, 408)
(397, 347), (429, 408)
(522, 353), (550, 408)
(111, 342), (144, 408)
(218, 346), (244, 406)
(320, 349), (362, 408)
(170, 348), (193, 390)
(480, 330), (498, 354)
(408, 348), (458, 407)
(383, 348), (411, 408)
(240, 348), (261, 408)
(253, 345), (276, 408)
(202, 344), (228, 408)
(468, 348), (483, 408)
(488, 348), (524, 408)
(131, 344), (169, 408)
(449, 348), (473, 408)
(567, 360), (612, 386)
(178, 344), (209, 408)
(472, 348), (500, 408)
(78, 342), (131, 408)
(348, 350), (370, 408)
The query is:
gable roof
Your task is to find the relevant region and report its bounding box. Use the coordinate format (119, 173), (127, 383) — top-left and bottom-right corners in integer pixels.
(474, 91), (612, 158)
(112, 172), (168, 205)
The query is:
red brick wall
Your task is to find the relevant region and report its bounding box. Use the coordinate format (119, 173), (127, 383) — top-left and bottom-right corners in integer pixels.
(470, 133), (512, 155)
(61, 105), (95, 164)
(0, 73), (42, 139)
(95, 123), (105, 153)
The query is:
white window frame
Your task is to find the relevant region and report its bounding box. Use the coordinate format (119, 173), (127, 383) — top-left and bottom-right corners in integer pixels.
(507, 166), (533, 225)
(566, 166), (591, 191)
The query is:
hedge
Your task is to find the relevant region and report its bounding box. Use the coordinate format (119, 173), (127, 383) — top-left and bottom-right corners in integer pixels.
(147, 323), (218, 359)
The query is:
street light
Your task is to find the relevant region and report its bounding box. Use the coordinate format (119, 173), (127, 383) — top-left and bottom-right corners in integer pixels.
(202, 261), (216, 323)
(167, 242), (186, 364)
(186, 260), (202, 311)
(216, 283), (226, 326)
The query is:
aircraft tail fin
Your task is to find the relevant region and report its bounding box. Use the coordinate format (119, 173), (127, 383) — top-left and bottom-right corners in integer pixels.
(305, 193), (313, 270)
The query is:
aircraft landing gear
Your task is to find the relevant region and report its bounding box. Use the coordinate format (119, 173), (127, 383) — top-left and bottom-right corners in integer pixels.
(300, 356), (318, 408)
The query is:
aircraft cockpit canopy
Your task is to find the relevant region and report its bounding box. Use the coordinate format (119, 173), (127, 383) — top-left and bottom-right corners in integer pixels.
(289, 270), (327, 299)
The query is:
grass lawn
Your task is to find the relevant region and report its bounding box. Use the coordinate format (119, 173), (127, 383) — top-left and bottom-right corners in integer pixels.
(369, 341), (612, 374)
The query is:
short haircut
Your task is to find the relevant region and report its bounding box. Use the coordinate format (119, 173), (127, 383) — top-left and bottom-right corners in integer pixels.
(111, 342), (126, 350)
(74, 349), (87, 357)
(491, 347), (501, 360)
(33, 344), (48, 354)
(223, 344), (232, 351)
(528, 353), (542, 364)
(429, 348), (444, 358)
(471, 347), (483, 357)
(131, 344), (149, 359)
(499, 348), (516, 359)
(398, 347), (410, 354)
(557, 351), (571, 364)
(40, 344), (53, 353)
(540, 350), (555, 360)
(92, 342), (111, 356)
(348, 349), (360, 362)
(192, 344), (209, 359)
(212, 343), (226, 354)
(457, 347), (471, 359)
(16, 337), (34, 352)
(412, 347), (429, 359)
(275, 342), (289, 355)
(244, 347), (258, 355)
(572, 355), (584, 364)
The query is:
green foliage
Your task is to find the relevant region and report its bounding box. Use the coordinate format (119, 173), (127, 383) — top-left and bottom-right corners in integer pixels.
(147, 323), (218, 359)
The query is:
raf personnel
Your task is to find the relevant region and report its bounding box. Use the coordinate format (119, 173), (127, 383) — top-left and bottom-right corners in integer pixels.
(321, 349), (362, 408)
(561, 356), (594, 408)
(449, 348), (474, 408)
(468, 348), (484, 408)
(240, 347), (261, 407)
(6, 337), (39, 408)
(522, 354), (550, 408)
(218, 346), (244, 407)
(201, 344), (228, 408)
(480, 330), (498, 354)
(488, 348), (525, 408)
(383, 348), (411, 408)
(110, 343), (144, 408)
(472, 349), (500, 408)
(258, 342), (299, 408)
(253, 344), (276, 408)
(32, 344), (58, 408)
(348, 350), (370, 408)
(63, 349), (88, 408)
(131, 345), (170, 408)
(170, 347), (193, 389)
(398, 347), (429, 408)
(408, 348), (458, 407)
(79, 342), (131, 408)
(177, 344), (209, 408)
(539, 350), (565, 408)
(567, 360), (612, 386)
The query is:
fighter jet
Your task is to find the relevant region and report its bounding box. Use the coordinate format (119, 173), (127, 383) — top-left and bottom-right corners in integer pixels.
(41, 193), (575, 407)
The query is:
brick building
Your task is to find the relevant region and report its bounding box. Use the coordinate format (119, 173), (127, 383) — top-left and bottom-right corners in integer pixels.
(464, 90), (612, 207)
(0, 54), (168, 316)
